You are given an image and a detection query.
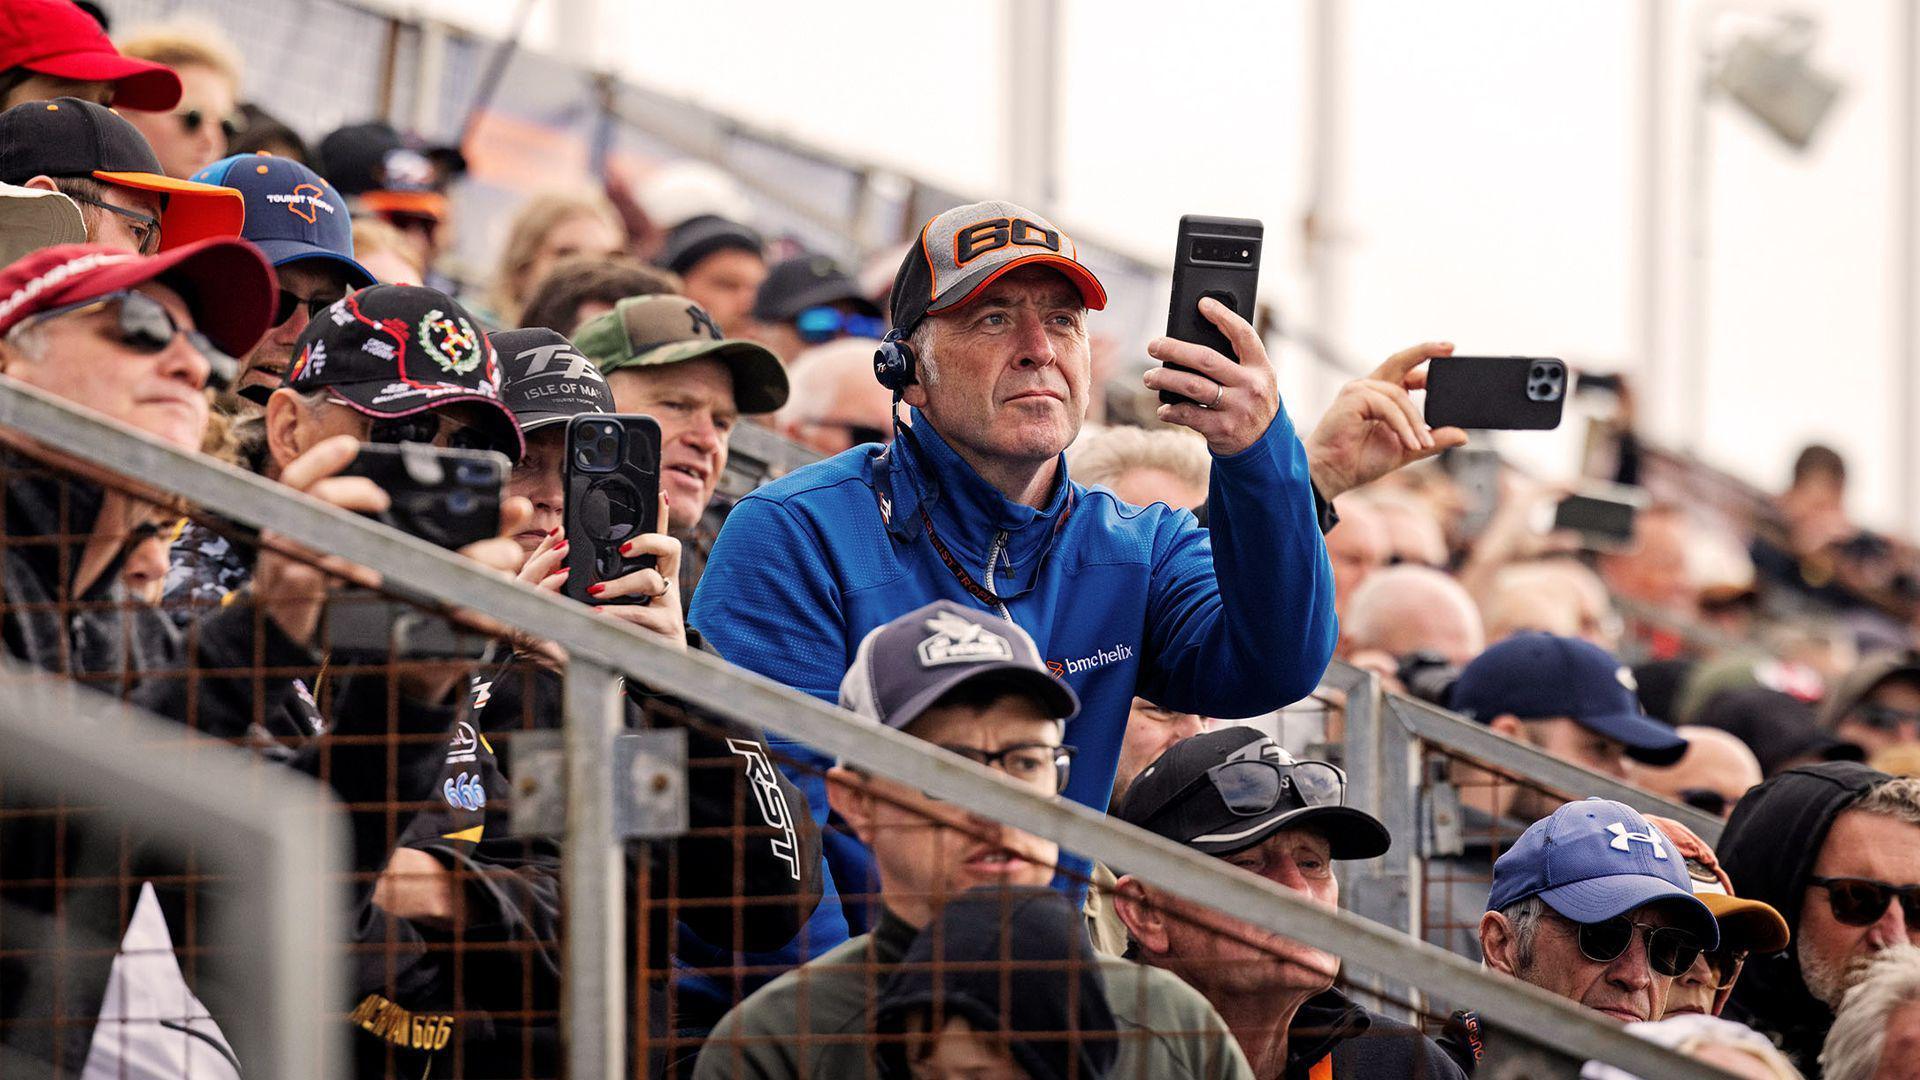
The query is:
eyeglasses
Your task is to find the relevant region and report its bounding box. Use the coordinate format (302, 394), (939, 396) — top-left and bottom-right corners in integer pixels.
(1138, 739), (1346, 826)
(935, 741), (1078, 794)
(177, 108), (242, 141)
(62, 191), (161, 255)
(1677, 788), (1730, 817)
(1553, 912), (1704, 977)
(1701, 945), (1749, 990)
(1811, 876), (1920, 927)
(274, 290), (345, 326)
(1851, 702), (1920, 734)
(22, 291), (234, 392)
(793, 305), (887, 345)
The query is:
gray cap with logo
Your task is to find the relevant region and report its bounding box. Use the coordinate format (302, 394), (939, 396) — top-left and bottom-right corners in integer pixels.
(490, 327), (613, 432)
(840, 600), (1079, 731)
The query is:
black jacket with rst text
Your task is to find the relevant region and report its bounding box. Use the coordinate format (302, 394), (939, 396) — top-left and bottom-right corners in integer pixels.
(347, 652), (824, 1079)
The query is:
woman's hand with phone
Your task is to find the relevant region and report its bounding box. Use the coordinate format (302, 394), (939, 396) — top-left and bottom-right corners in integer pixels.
(585, 489), (685, 651)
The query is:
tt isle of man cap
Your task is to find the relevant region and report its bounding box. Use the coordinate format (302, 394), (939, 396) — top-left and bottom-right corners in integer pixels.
(888, 200), (1107, 332)
(840, 600), (1078, 732)
(489, 327), (613, 432)
(572, 294), (788, 415)
(286, 284), (522, 459)
(191, 154), (374, 288)
(0, 98), (244, 250)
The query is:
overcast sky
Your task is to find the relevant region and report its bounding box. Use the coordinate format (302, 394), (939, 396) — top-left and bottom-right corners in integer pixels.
(415, 0), (1914, 532)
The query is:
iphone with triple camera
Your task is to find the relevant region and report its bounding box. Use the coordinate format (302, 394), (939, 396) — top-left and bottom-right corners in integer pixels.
(562, 414), (661, 606)
(1422, 356), (1567, 430)
(1160, 214), (1263, 407)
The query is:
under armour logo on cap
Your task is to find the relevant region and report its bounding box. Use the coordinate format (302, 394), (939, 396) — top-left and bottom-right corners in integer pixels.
(918, 610), (1014, 668)
(1606, 820), (1668, 859)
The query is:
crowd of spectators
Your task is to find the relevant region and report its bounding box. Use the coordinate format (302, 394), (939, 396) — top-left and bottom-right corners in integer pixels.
(3, 2), (1920, 1077)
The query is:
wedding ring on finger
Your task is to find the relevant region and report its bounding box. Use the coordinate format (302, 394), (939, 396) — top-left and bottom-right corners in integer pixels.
(1203, 382), (1225, 410)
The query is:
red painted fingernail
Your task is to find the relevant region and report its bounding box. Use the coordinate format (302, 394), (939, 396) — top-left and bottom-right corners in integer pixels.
(554, 540), (568, 552)
(586, 582), (605, 597)
(547, 527), (559, 537)
(663, 492), (670, 507)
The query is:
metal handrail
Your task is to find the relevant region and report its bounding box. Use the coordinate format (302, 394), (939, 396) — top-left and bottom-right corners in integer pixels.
(0, 662), (346, 1078)
(1386, 693), (1725, 845)
(0, 379), (1736, 1079)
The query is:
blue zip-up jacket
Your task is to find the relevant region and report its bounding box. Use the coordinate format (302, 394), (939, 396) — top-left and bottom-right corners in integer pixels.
(688, 406), (1337, 964)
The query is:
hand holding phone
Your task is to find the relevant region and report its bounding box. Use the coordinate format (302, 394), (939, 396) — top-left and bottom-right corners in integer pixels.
(563, 414), (662, 606)
(1158, 215), (1262, 408)
(339, 442), (510, 549)
(1422, 357), (1567, 431)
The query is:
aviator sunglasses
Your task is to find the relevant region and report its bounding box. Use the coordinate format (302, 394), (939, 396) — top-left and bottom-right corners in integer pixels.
(22, 290), (235, 392)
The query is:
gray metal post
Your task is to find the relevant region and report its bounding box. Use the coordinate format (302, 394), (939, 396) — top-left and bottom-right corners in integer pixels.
(1329, 661), (1422, 1020)
(563, 660), (627, 1079)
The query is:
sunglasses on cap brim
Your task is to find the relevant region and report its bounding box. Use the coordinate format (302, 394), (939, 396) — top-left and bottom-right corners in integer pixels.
(1135, 739), (1347, 827)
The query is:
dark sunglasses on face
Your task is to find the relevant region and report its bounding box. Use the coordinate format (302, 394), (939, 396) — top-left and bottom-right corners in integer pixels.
(808, 419), (889, 447)
(1557, 912), (1704, 977)
(934, 742), (1078, 794)
(1678, 788), (1730, 817)
(24, 290), (234, 392)
(1811, 876), (1920, 927)
(177, 108), (242, 140)
(1138, 740), (1346, 826)
(1701, 945), (1749, 989)
(274, 290), (346, 326)
(1852, 702), (1920, 734)
(359, 409), (500, 455)
(61, 191), (161, 255)
(793, 305), (888, 345)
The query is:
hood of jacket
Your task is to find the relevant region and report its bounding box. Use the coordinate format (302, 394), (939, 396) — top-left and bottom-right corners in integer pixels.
(874, 886), (1116, 1080)
(1720, 760), (1888, 1065)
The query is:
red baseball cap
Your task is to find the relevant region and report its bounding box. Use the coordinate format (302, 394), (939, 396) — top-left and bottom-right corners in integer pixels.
(0, 240), (277, 358)
(0, 0), (182, 111)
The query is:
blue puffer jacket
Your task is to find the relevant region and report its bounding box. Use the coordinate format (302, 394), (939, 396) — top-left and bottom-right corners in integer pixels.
(687, 406), (1336, 965)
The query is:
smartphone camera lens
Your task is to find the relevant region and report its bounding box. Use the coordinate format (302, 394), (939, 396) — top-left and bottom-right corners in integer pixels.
(446, 491), (477, 515)
(454, 462), (491, 485)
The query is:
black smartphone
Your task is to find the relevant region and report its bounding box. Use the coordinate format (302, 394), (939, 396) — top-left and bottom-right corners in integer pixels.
(563, 413), (661, 606)
(1549, 484), (1647, 552)
(1423, 356), (1567, 430)
(339, 443), (508, 549)
(1161, 214), (1263, 407)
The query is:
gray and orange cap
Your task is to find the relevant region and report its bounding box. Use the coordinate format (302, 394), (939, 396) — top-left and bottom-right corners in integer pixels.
(887, 200), (1107, 332)
(840, 600), (1078, 731)
(572, 293), (788, 415)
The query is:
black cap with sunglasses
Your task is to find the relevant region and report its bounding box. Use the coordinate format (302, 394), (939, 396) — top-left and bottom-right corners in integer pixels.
(1117, 726), (1390, 860)
(282, 285), (524, 462)
(752, 254), (884, 326)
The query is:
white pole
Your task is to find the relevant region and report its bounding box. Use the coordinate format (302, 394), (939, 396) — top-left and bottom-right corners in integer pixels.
(1303, 0), (1352, 408)
(1635, 0), (1670, 443)
(1004, 0), (1062, 209)
(1894, 1), (1918, 532)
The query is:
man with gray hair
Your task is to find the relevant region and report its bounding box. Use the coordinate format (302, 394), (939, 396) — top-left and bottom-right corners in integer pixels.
(1820, 944), (1920, 1080)
(773, 335), (896, 457)
(1719, 763), (1920, 1075)
(1340, 563), (1485, 670)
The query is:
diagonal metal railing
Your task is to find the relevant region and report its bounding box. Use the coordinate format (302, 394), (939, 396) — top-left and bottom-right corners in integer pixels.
(0, 660), (347, 1078)
(0, 378), (1740, 1079)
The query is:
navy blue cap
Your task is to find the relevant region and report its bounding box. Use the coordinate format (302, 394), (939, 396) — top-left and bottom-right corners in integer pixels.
(191, 154), (374, 288)
(1488, 798), (1718, 948)
(1451, 633), (1689, 766)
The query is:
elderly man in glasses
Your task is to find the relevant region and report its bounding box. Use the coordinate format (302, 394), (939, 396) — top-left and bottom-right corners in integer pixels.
(1461, 800), (1722, 1073)
(0, 238), (275, 1071)
(697, 600), (1253, 1079)
(1113, 726), (1464, 1080)
(1715, 764), (1920, 1076)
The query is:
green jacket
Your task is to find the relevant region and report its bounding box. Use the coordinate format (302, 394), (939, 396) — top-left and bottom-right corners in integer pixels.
(693, 909), (1254, 1079)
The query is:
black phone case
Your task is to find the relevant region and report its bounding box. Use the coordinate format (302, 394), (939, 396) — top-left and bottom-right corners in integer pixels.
(1422, 357), (1567, 430)
(1161, 214), (1263, 406)
(339, 443), (508, 549)
(563, 414), (662, 605)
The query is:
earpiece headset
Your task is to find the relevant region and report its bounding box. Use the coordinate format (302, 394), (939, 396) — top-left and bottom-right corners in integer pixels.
(873, 326), (918, 396)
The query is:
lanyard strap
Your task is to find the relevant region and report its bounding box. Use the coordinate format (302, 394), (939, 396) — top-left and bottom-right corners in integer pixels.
(917, 503), (1007, 608)
(1310, 1054), (1334, 1080)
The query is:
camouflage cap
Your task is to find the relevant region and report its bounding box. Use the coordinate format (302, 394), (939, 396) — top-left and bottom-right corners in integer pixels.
(573, 294), (788, 415)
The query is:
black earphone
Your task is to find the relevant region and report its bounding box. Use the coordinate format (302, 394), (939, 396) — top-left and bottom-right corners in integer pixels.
(873, 327), (918, 394)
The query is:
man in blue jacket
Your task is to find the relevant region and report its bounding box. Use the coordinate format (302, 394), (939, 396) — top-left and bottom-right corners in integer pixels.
(690, 198), (1461, 958)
